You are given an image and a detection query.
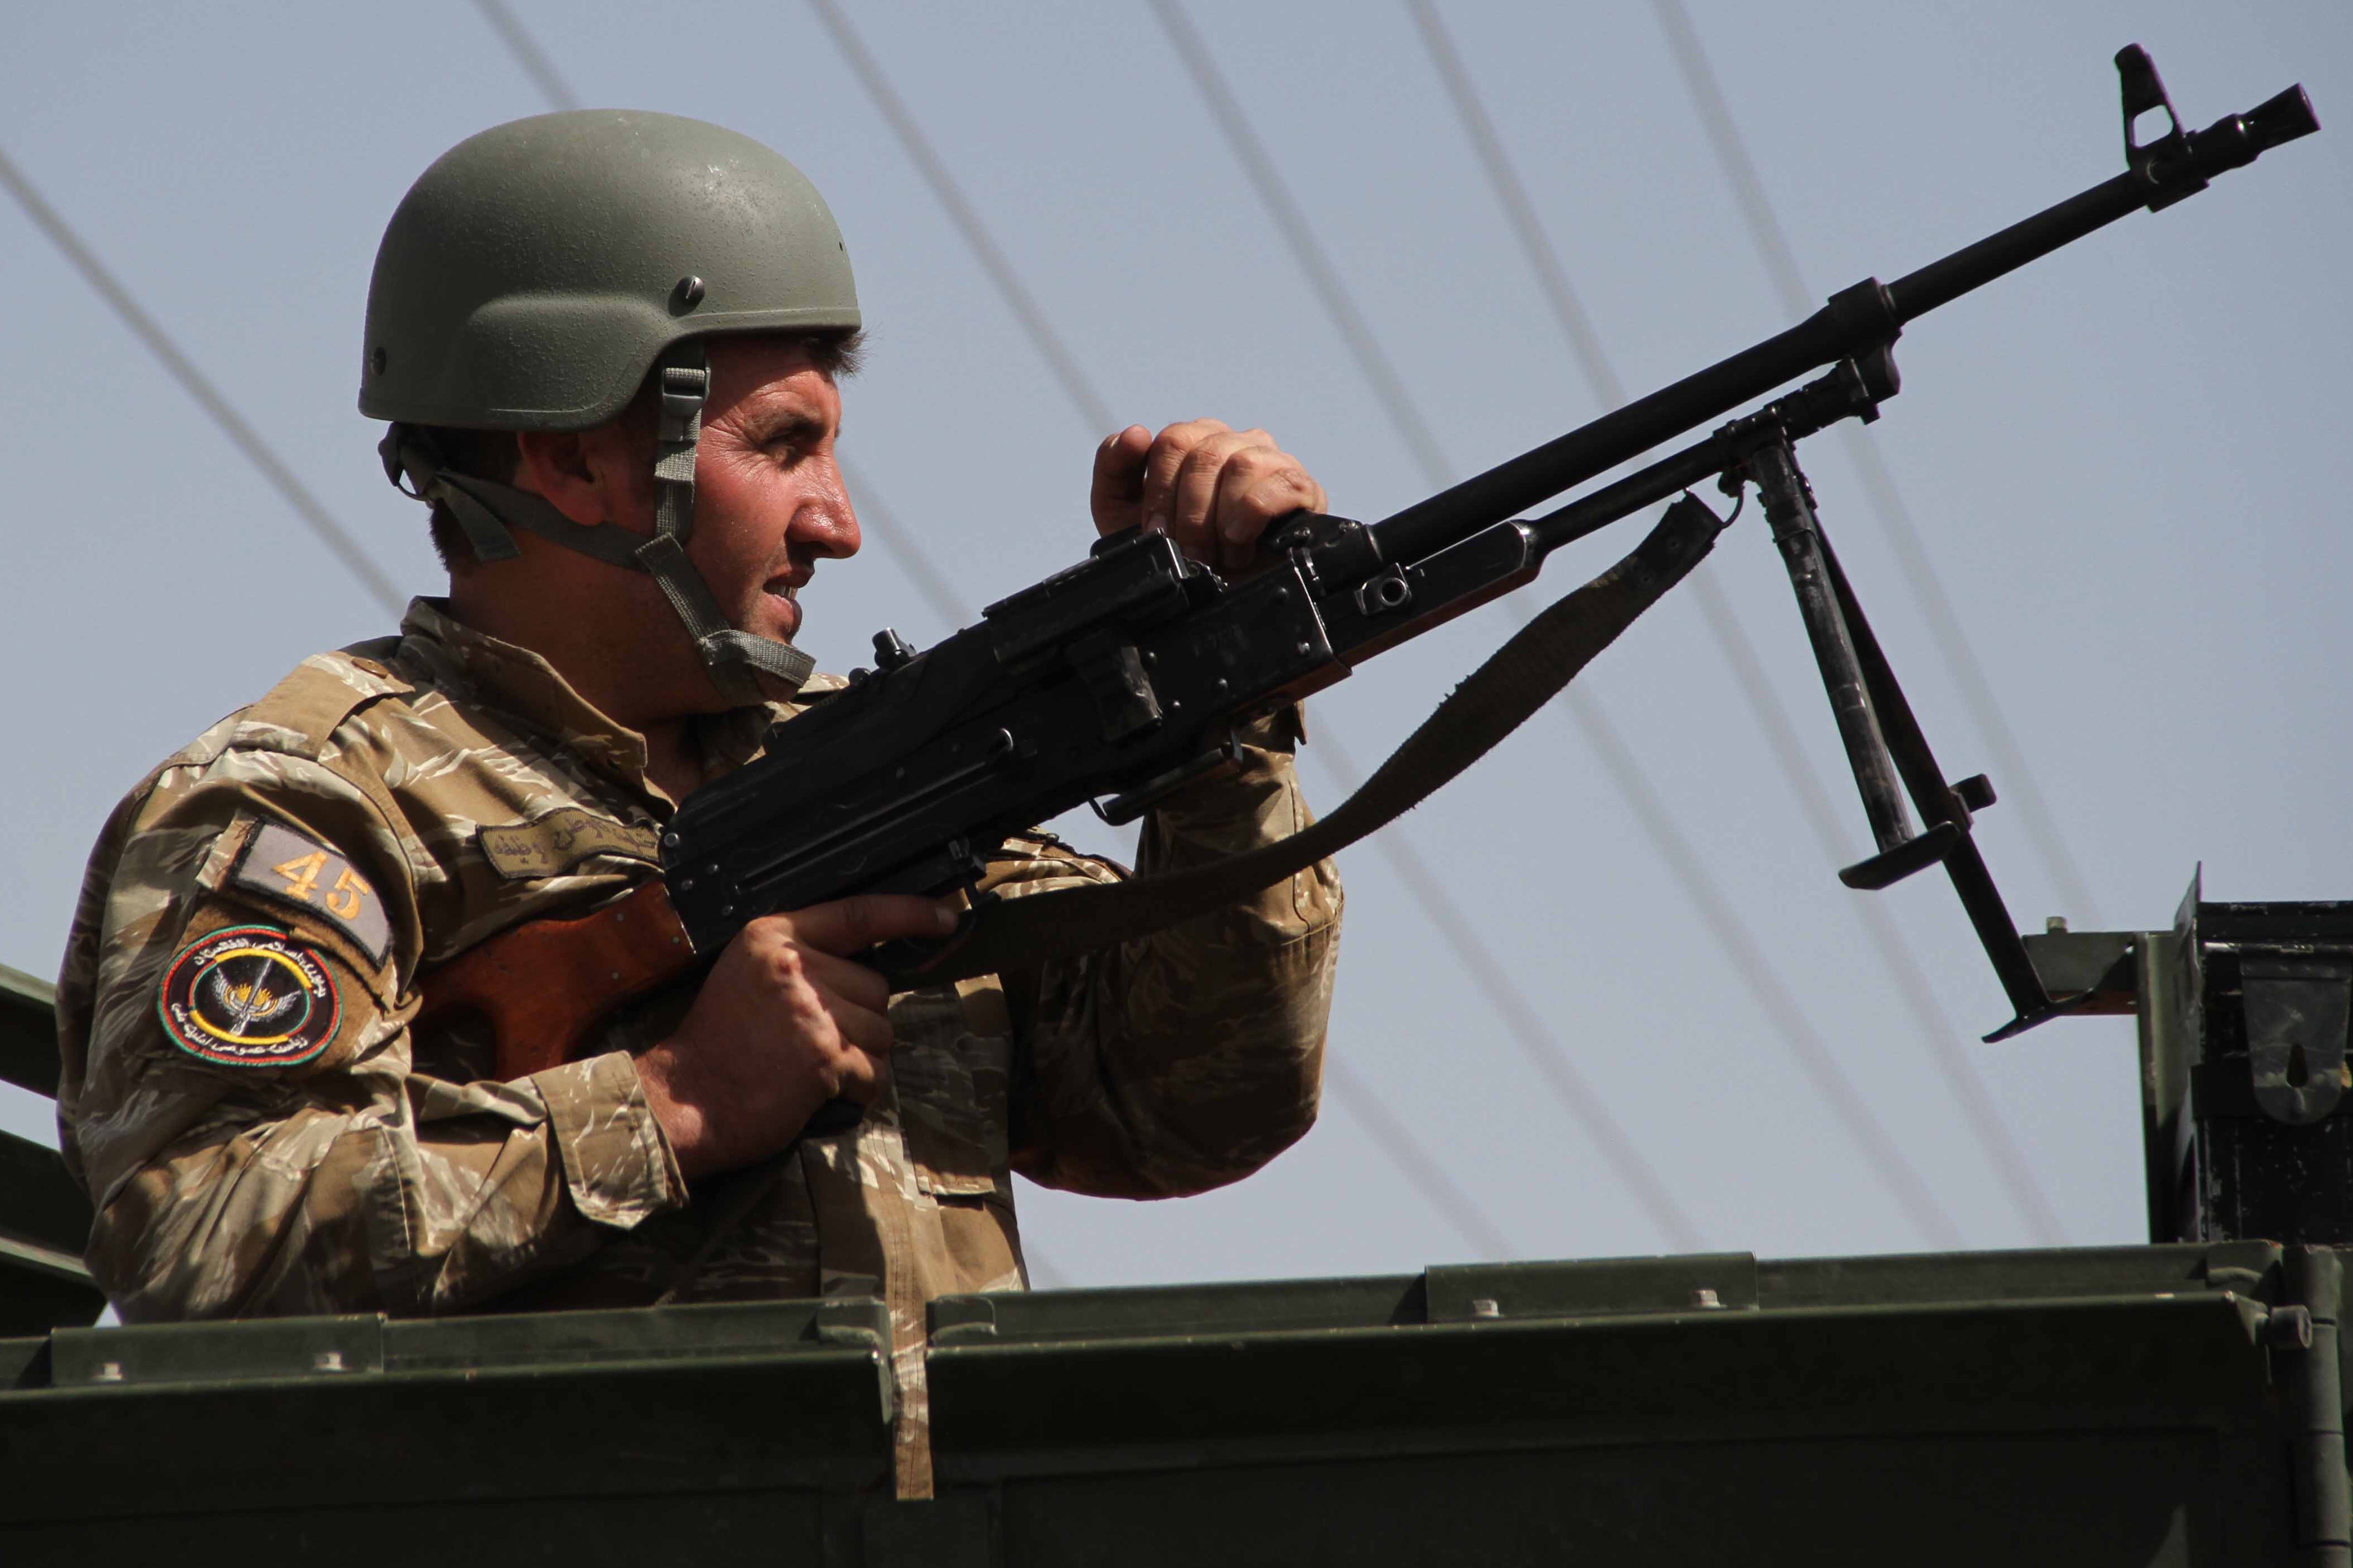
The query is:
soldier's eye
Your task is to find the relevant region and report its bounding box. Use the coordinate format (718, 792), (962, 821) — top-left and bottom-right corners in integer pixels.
(760, 419), (826, 468)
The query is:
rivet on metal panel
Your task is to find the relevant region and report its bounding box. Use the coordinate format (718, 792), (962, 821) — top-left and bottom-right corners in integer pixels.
(1469, 1298), (1501, 1319)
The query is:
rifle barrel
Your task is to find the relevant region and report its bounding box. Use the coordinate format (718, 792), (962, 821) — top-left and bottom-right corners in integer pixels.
(1366, 78), (2315, 572)
(1885, 174), (2140, 325)
(1367, 315), (1833, 569)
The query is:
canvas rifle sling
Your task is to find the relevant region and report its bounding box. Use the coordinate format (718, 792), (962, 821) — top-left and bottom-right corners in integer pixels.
(886, 494), (1730, 989)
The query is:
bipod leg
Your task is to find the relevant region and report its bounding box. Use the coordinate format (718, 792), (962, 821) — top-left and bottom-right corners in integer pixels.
(1809, 526), (2074, 1040)
(1748, 439), (1951, 882)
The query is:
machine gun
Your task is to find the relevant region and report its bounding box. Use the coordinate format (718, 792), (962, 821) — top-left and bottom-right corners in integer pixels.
(422, 46), (2315, 1093)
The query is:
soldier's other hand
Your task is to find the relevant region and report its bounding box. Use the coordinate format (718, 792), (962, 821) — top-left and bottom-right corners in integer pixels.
(635, 894), (957, 1181)
(1091, 419), (1328, 573)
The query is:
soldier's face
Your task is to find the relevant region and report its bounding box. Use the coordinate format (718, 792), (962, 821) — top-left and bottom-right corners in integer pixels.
(680, 336), (862, 647)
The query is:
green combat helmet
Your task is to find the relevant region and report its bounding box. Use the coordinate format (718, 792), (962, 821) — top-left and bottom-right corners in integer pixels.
(361, 110), (862, 702)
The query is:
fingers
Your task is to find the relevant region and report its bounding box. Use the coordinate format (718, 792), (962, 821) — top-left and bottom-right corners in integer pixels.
(772, 893), (959, 957)
(828, 1018), (893, 1110)
(1206, 443), (1325, 570)
(1136, 419), (1234, 559)
(1168, 428), (1267, 563)
(657, 898), (934, 1174)
(1090, 424), (1154, 536)
(790, 942), (893, 1016)
(786, 965), (890, 1107)
(1123, 419), (1327, 570)
(742, 924), (895, 1102)
(824, 989), (897, 1057)
(743, 907), (908, 1081)
(828, 1048), (888, 1107)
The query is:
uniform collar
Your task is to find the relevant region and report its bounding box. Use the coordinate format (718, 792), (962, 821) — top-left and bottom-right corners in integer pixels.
(394, 598), (786, 804)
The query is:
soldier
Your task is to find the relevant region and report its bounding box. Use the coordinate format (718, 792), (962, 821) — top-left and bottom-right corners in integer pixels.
(52, 112), (1341, 1495)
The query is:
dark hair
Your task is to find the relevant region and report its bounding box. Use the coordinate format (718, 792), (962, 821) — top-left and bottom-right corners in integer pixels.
(423, 327), (865, 570)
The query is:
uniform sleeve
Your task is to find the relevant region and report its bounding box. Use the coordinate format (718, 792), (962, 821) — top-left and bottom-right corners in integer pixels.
(54, 742), (685, 1323)
(1001, 710), (1342, 1198)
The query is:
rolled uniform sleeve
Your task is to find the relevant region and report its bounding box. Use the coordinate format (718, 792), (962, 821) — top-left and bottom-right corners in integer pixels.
(530, 1053), (684, 1229)
(1005, 709), (1342, 1198)
(57, 743), (687, 1322)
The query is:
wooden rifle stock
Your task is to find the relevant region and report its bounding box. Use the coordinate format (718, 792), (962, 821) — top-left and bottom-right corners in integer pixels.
(415, 879), (697, 1079)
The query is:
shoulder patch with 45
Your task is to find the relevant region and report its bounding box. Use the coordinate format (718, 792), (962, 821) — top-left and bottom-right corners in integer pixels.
(228, 821), (392, 966)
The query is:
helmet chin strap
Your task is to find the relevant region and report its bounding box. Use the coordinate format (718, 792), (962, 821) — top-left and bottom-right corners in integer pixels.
(380, 340), (815, 705)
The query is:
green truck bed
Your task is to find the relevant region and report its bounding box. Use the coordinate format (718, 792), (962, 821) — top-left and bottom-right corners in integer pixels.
(0, 1242), (2340, 1565)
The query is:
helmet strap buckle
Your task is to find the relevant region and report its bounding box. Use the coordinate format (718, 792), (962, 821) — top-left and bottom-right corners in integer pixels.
(637, 341), (815, 703)
(382, 424), (524, 562)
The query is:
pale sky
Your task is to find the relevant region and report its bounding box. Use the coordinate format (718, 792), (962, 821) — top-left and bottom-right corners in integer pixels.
(3, 1), (2347, 1288)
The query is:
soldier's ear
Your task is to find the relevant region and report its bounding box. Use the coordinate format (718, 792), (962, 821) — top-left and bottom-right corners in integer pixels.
(512, 429), (610, 528)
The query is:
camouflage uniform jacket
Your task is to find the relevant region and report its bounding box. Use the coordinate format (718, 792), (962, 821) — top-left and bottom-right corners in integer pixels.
(54, 598), (1340, 1492)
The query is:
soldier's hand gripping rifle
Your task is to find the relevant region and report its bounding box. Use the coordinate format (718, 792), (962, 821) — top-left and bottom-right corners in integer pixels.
(421, 46), (2315, 1101)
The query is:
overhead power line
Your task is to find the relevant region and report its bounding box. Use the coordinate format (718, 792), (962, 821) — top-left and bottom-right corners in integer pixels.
(1141, 3), (1452, 492)
(1151, 0), (1963, 1248)
(812, 0), (1679, 1252)
(804, 0), (1117, 435)
(1406, 0), (2062, 1244)
(473, 0), (581, 111)
(1308, 729), (1695, 1250)
(1329, 1055), (1518, 1258)
(1566, 687), (1959, 1245)
(0, 146), (405, 619)
(1648, 0), (2100, 929)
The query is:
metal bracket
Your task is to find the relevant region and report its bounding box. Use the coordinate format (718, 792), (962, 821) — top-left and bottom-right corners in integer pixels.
(2242, 953), (2352, 1125)
(928, 1295), (1000, 1346)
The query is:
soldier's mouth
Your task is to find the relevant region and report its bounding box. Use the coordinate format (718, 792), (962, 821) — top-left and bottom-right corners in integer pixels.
(764, 579), (802, 638)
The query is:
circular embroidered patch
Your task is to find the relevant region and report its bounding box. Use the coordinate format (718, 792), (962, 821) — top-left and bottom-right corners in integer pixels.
(156, 925), (340, 1068)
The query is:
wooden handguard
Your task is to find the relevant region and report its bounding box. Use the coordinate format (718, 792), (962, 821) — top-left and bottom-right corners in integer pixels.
(415, 879), (698, 1079)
